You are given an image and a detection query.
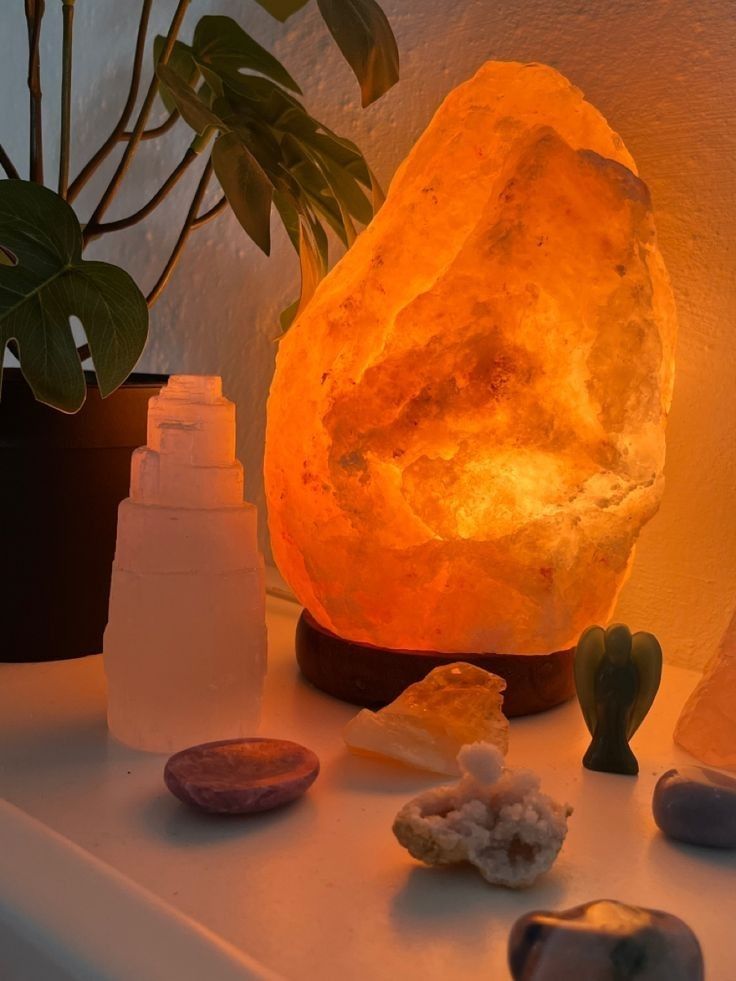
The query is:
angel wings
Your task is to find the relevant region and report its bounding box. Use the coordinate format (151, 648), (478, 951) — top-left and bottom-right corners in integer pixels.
(574, 623), (662, 774)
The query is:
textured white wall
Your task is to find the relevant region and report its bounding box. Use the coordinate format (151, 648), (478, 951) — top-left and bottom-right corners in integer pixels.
(3, 1), (735, 669)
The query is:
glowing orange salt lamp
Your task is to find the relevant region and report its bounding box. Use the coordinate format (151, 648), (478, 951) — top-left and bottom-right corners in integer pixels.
(264, 61), (677, 714)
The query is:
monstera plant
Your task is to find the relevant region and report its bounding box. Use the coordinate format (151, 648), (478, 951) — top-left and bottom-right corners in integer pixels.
(0, 0), (398, 412)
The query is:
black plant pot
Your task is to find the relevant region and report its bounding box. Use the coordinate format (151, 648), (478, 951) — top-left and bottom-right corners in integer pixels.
(0, 368), (167, 662)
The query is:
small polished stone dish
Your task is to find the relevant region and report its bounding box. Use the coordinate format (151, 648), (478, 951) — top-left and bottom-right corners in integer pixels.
(653, 764), (736, 848)
(164, 738), (320, 815)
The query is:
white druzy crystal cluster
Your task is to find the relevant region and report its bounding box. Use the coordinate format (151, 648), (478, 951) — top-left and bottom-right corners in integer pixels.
(393, 743), (572, 888)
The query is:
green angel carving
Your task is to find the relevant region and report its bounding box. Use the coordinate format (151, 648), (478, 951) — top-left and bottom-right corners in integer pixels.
(574, 623), (662, 775)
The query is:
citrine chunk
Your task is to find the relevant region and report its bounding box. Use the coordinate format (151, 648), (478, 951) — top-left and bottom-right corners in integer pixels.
(343, 662), (508, 774)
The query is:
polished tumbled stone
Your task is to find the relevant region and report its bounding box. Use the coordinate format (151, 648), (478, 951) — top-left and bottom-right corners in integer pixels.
(508, 899), (704, 980)
(653, 765), (736, 848)
(164, 738), (319, 814)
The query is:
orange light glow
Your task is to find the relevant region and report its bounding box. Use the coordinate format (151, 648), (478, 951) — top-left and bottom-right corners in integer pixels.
(265, 61), (677, 655)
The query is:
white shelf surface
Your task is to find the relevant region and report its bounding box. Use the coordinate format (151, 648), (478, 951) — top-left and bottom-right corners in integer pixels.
(0, 595), (733, 980)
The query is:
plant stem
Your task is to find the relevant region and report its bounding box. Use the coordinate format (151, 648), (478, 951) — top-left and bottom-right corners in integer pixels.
(192, 195), (226, 228)
(25, 0), (45, 184)
(0, 145), (20, 180)
(67, 0), (153, 203)
(58, 0), (75, 198)
(147, 158), (212, 307)
(86, 0), (191, 228)
(121, 110), (179, 142)
(83, 148), (197, 243)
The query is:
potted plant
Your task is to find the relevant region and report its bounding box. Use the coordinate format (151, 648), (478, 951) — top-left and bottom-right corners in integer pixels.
(0, 0), (398, 662)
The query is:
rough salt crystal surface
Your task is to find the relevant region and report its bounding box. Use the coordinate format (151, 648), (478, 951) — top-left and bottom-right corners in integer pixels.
(343, 663), (508, 775)
(508, 899), (704, 980)
(104, 376), (266, 753)
(265, 60), (677, 655)
(675, 609), (736, 771)
(392, 743), (571, 888)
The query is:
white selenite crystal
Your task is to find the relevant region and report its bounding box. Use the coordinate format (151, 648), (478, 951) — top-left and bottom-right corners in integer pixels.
(103, 375), (267, 753)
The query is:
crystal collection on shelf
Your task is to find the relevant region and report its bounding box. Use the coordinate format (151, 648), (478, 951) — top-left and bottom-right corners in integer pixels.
(95, 58), (732, 980)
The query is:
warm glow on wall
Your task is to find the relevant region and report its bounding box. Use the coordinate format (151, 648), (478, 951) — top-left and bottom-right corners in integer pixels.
(265, 61), (677, 660)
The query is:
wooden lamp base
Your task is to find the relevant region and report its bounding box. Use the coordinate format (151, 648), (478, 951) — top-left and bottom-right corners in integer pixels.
(295, 610), (575, 718)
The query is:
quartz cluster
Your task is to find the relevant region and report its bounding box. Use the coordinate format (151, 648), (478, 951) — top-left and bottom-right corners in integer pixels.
(104, 376), (266, 753)
(344, 663), (508, 775)
(265, 60), (677, 655)
(392, 743), (571, 888)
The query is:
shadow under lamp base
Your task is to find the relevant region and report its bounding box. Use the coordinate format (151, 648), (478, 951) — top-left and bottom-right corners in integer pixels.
(295, 610), (575, 717)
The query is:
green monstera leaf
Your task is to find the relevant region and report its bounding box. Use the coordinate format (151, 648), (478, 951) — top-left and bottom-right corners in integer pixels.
(316, 0), (399, 106)
(211, 131), (273, 254)
(192, 15), (301, 94)
(253, 0), (399, 106)
(153, 36), (200, 114)
(252, 0), (310, 20)
(156, 64), (222, 134)
(0, 180), (148, 413)
(155, 5), (395, 333)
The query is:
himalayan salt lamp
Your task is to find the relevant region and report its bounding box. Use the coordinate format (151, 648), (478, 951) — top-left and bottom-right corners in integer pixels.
(265, 61), (676, 706)
(343, 662), (508, 775)
(674, 609), (736, 771)
(104, 376), (266, 753)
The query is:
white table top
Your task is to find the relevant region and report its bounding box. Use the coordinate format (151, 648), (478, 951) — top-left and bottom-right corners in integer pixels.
(0, 595), (733, 980)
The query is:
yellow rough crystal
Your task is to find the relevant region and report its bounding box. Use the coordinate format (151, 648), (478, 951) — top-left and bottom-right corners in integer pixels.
(343, 663), (509, 775)
(265, 60), (677, 655)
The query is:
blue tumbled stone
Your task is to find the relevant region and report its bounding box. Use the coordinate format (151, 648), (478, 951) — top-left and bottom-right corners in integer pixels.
(653, 765), (736, 848)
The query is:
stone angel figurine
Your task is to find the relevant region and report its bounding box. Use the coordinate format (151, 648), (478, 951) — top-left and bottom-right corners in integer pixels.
(574, 624), (662, 775)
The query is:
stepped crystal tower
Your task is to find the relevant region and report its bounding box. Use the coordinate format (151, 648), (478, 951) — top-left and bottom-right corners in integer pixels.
(104, 375), (266, 753)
